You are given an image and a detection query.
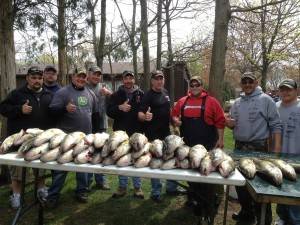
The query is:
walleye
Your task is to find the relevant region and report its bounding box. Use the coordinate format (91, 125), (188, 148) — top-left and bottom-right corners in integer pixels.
(49, 133), (67, 149)
(94, 132), (109, 149)
(25, 128), (44, 135)
(176, 145), (190, 160)
(210, 148), (227, 167)
(84, 133), (95, 145)
(34, 128), (64, 147)
(0, 129), (25, 153)
(266, 158), (297, 181)
(149, 139), (164, 158)
(189, 144), (207, 168)
(199, 153), (215, 176)
(253, 158), (283, 186)
(116, 153), (132, 167)
(101, 143), (110, 158)
(107, 131), (129, 151)
(24, 142), (50, 161)
(74, 149), (91, 164)
(90, 152), (102, 164)
(132, 142), (151, 159)
(149, 158), (163, 169)
(57, 149), (74, 164)
(61, 132), (85, 152)
(164, 135), (184, 154)
(111, 141), (131, 161)
(161, 158), (177, 170)
(134, 153), (152, 168)
(218, 155), (235, 178)
(72, 139), (89, 157)
(238, 158), (256, 179)
(14, 133), (35, 146)
(102, 156), (115, 166)
(129, 133), (148, 151)
(40, 147), (60, 162)
(177, 158), (190, 169)
(17, 137), (36, 156)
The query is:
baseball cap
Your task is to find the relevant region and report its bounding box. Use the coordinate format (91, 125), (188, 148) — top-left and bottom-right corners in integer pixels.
(122, 70), (134, 77)
(151, 70), (164, 79)
(189, 76), (203, 85)
(27, 66), (43, 76)
(73, 67), (87, 76)
(241, 72), (256, 80)
(88, 65), (101, 73)
(44, 65), (57, 73)
(279, 79), (297, 89)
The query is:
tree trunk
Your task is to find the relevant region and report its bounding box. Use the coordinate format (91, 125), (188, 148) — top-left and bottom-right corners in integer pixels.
(260, 1), (267, 92)
(98, 0), (106, 69)
(131, 0), (138, 83)
(156, 0), (163, 70)
(140, 0), (150, 90)
(208, 0), (231, 104)
(88, 0), (99, 66)
(57, 0), (68, 85)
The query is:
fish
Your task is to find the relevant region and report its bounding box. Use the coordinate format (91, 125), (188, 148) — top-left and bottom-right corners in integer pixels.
(25, 128), (44, 135)
(290, 163), (300, 174)
(61, 132), (85, 152)
(218, 156), (235, 178)
(253, 158), (283, 186)
(199, 153), (215, 176)
(132, 142), (151, 159)
(33, 128), (64, 147)
(84, 133), (95, 145)
(74, 149), (91, 164)
(163, 151), (174, 161)
(111, 141), (131, 161)
(90, 152), (102, 164)
(0, 129), (25, 153)
(210, 148), (227, 167)
(164, 135), (184, 154)
(161, 158), (177, 170)
(40, 147), (60, 162)
(17, 136), (36, 156)
(149, 158), (163, 169)
(102, 156), (115, 166)
(134, 153), (152, 168)
(176, 145), (190, 160)
(24, 142), (50, 161)
(72, 139), (89, 157)
(57, 149), (74, 164)
(101, 143), (110, 158)
(129, 133), (148, 151)
(94, 132), (110, 149)
(189, 144), (207, 168)
(107, 131), (129, 151)
(13, 133), (35, 146)
(266, 158), (297, 181)
(49, 133), (67, 149)
(149, 139), (164, 158)
(176, 158), (190, 169)
(238, 158), (256, 179)
(116, 153), (132, 167)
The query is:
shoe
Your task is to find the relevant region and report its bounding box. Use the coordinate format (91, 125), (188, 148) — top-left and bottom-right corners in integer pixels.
(133, 188), (144, 199)
(37, 187), (48, 203)
(75, 192), (88, 203)
(112, 188), (127, 198)
(150, 195), (162, 203)
(274, 218), (285, 225)
(45, 198), (59, 209)
(232, 211), (255, 222)
(95, 183), (110, 190)
(166, 189), (187, 196)
(10, 193), (21, 209)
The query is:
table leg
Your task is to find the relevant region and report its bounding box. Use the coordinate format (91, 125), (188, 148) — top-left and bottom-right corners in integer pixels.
(260, 203), (266, 225)
(33, 169), (44, 225)
(223, 185), (229, 225)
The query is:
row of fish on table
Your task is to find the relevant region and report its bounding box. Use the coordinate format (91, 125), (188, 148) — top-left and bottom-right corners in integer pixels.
(0, 128), (235, 178)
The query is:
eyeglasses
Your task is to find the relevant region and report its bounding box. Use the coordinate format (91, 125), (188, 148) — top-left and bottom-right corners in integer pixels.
(190, 83), (201, 88)
(241, 80), (254, 85)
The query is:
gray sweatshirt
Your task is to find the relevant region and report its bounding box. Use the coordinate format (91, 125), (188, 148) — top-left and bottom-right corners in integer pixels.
(276, 99), (300, 154)
(49, 84), (98, 134)
(230, 87), (281, 142)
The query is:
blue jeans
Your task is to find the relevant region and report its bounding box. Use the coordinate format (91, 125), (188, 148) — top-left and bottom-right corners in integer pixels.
(277, 204), (300, 225)
(151, 179), (178, 197)
(88, 173), (106, 186)
(118, 175), (141, 189)
(47, 170), (89, 200)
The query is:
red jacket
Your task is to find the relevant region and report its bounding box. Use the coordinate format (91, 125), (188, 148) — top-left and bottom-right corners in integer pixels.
(171, 91), (225, 129)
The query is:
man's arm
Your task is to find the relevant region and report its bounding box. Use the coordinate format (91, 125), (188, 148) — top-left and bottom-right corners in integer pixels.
(215, 128), (224, 149)
(0, 91), (23, 119)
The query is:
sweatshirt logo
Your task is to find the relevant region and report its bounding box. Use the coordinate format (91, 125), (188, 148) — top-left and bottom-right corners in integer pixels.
(78, 96), (88, 106)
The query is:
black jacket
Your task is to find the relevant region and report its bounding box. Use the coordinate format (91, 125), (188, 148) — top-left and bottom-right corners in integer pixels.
(106, 85), (144, 135)
(0, 85), (53, 135)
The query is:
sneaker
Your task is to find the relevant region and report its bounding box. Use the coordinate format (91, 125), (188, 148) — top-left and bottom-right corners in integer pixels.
(75, 192), (88, 203)
(112, 188), (127, 198)
(37, 187), (48, 203)
(10, 193), (21, 209)
(166, 189), (187, 196)
(133, 188), (144, 199)
(150, 195), (162, 203)
(274, 218), (285, 225)
(95, 183), (110, 190)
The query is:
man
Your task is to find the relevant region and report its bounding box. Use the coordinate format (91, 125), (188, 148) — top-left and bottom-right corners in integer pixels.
(106, 70), (144, 199)
(171, 76), (225, 221)
(46, 67), (99, 207)
(226, 72), (281, 225)
(275, 79), (300, 225)
(0, 66), (52, 209)
(86, 65), (111, 190)
(43, 65), (61, 93)
(138, 70), (181, 203)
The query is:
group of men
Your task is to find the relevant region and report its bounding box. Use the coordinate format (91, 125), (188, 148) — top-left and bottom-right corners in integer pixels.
(0, 65), (299, 225)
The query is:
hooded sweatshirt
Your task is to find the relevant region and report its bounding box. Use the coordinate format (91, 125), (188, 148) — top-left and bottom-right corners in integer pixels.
(230, 86), (281, 142)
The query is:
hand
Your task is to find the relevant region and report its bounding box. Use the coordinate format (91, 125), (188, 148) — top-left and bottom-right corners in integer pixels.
(173, 116), (182, 126)
(100, 87), (112, 96)
(214, 139), (224, 149)
(22, 99), (32, 114)
(225, 113), (235, 128)
(145, 107), (153, 121)
(66, 99), (76, 113)
(118, 99), (131, 112)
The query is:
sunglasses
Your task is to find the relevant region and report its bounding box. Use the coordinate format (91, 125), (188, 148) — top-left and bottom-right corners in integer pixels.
(190, 83), (201, 88)
(241, 80), (254, 85)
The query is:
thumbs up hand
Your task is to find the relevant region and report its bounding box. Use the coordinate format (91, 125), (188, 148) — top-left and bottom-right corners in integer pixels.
(66, 99), (76, 113)
(145, 107), (153, 121)
(22, 99), (32, 114)
(118, 99), (131, 112)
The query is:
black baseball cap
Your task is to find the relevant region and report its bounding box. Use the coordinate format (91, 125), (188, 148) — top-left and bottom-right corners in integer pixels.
(151, 70), (164, 79)
(44, 65), (57, 73)
(241, 72), (256, 81)
(27, 66), (43, 76)
(122, 70), (134, 77)
(279, 79), (297, 89)
(88, 65), (102, 73)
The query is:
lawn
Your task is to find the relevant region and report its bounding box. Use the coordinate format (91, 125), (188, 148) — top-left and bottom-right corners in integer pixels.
(0, 129), (272, 225)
